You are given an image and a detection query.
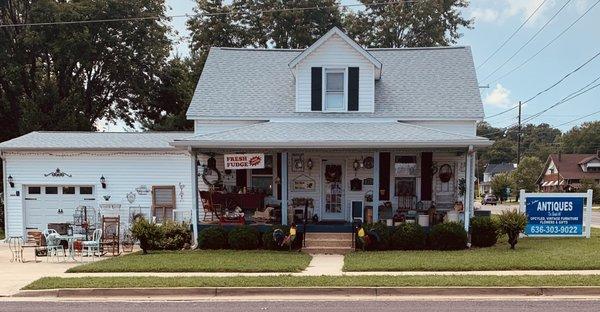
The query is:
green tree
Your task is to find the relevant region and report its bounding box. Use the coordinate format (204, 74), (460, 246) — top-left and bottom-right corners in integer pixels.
(490, 173), (514, 202)
(0, 0), (171, 142)
(560, 121), (600, 154)
(511, 156), (544, 193)
(580, 179), (600, 204)
(344, 0), (472, 48)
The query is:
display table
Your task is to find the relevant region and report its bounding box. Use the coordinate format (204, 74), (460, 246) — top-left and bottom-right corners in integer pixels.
(212, 193), (266, 211)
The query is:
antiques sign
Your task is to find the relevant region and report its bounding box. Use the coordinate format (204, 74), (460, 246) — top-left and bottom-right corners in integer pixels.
(224, 153), (265, 170)
(524, 196), (585, 236)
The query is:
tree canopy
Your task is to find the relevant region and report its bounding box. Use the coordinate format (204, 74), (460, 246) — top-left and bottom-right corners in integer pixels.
(0, 0), (171, 142)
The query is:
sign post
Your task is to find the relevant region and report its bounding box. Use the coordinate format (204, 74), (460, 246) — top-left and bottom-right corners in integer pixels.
(519, 189), (593, 238)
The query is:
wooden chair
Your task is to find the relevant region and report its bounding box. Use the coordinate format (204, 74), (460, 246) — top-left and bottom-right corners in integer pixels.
(200, 190), (221, 221)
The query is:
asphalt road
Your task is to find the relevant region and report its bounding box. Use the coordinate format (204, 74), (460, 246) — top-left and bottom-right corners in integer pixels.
(2, 300), (600, 312)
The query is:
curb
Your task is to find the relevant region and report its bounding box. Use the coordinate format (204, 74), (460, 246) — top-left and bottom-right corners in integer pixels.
(14, 286), (600, 298)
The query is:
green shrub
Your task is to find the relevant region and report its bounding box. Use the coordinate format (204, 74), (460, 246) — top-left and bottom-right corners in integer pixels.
(470, 217), (499, 248)
(159, 221), (192, 250)
(497, 209), (527, 250)
(390, 223), (426, 250)
(198, 226), (228, 250)
(130, 217), (161, 254)
(361, 222), (391, 250)
(429, 222), (468, 250)
(228, 226), (259, 250)
(262, 225), (291, 250)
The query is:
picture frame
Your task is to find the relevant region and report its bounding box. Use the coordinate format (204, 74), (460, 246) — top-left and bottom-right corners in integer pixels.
(291, 153), (304, 172)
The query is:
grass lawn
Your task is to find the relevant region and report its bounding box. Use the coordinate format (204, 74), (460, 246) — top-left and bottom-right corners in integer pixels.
(344, 229), (600, 272)
(23, 275), (600, 290)
(67, 250), (311, 273)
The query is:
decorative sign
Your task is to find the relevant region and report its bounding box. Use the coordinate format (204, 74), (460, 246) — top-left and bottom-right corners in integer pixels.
(126, 192), (136, 204)
(292, 153), (304, 172)
(293, 174), (316, 191)
(44, 168), (72, 177)
(136, 185), (150, 195)
(224, 153), (265, 170)
(523, 194), (589, 237)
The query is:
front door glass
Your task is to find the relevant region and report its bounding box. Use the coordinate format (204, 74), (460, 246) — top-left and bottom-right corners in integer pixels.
(323, 163), (344, 220)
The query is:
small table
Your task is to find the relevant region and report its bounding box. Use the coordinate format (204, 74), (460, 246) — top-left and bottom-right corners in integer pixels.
(7, 236), (24, 263)
(57, 234), (85, 260)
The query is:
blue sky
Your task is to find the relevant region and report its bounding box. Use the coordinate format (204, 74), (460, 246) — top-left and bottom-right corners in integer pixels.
(163, 0), (600, 132)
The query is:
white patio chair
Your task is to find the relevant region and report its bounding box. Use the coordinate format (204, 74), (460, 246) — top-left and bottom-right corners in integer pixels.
(44, 232), (65, 262)
(81, 229), (102, 261)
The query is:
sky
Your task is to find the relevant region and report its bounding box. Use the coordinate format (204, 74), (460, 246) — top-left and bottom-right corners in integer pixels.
(108, 0), (600, 132)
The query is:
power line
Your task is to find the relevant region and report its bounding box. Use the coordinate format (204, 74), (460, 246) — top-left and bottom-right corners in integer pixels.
(490, 0), (600, 83)
(476, 0), (549, 70)
(0, 0), (417, 28)
(554, 110), (600, 127)
(481, 0), (573, 82)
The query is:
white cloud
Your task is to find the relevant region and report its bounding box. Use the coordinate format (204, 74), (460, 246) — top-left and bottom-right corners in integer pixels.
(504, 0), (553, 23)
(470, 8), (500, 23)
(483, 83), (513, 108)
(574, 0), (590, 14)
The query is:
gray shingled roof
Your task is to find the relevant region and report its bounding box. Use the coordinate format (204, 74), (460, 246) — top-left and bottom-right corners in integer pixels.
(484, 163), (516, 175)
(0, 131), (192, 150)
(186, 46), (484, 120)
(172, 122), (491, 149)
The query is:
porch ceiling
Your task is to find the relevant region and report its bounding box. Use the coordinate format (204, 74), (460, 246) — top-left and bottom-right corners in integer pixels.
(171, 122), (492, 149)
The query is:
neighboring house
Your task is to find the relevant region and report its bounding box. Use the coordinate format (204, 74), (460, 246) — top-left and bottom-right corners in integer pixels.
(479, 163), (517, 195)
(1, 27), (491, 244)
(538, 152), (600, 192)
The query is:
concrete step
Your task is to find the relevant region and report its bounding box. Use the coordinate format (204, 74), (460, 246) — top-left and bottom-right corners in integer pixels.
(304, 232), (353, 240)
(302, 246), (354, 255)
(304, 238), (354, 248)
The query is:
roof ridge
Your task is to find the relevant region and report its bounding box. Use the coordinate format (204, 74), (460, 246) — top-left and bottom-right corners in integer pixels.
(367, 46), (468, 51)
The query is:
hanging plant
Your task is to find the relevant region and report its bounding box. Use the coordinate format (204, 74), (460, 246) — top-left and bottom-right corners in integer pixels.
(438, 164), (453, 183)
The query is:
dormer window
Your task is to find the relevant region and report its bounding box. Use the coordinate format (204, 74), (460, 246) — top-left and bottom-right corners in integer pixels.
(324, 69), (345, 111)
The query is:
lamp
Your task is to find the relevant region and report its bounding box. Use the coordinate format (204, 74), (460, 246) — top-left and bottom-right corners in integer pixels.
(8, 175), (14, 188)
(100, 175), (107, 189)
(352, 159), (361, 171)
(306, 158), (313, 170)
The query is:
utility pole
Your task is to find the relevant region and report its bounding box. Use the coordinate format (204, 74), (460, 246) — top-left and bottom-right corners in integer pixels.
(517, 101), (522, 165)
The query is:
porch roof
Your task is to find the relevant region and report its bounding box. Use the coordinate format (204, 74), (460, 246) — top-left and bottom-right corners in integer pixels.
(172, 122), (492, 149)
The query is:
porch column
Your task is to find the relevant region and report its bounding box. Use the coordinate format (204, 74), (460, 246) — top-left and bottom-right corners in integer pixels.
(464, 145), (475, 233)
(281, 152), (289, 225)
(190, 150), (199, 246)
(373, 151), (380, 223)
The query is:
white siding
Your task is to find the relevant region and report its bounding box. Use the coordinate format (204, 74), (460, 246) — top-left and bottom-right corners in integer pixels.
(404, 120), (477, 136)
(194, 120), (262, 135)
(296, 34), (375, 113)
(4, 151), (193, 236)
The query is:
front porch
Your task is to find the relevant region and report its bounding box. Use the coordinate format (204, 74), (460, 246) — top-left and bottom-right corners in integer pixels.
(194, 149), (476, 232)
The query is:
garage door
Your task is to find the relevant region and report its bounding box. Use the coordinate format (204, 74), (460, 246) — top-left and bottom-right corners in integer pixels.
(24, 185), (95, 230)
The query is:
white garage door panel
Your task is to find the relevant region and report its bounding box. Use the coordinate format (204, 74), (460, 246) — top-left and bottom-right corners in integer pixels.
(24, 186), (95, 230)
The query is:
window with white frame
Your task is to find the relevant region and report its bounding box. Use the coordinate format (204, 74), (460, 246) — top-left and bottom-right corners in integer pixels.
(324, 69), (345, 111)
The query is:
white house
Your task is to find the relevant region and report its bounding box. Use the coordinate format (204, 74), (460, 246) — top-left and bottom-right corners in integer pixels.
(1, 28), (491, 248)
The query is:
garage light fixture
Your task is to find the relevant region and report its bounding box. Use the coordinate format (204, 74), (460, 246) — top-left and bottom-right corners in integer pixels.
(100, 175), (107, 189)
(8, 175), (14, 188)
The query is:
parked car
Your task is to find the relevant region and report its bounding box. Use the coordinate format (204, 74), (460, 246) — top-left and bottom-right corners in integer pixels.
(481, 194), (498, 205)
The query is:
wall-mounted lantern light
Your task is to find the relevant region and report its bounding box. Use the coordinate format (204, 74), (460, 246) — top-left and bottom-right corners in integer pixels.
(100, 175), (107, 189)
(352, 159), (361, 171)
(8, 175), (14, 188)
(306, 158), (313, 170)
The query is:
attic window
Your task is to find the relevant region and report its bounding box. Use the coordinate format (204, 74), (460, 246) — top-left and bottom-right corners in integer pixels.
(324, 69), (345, 111)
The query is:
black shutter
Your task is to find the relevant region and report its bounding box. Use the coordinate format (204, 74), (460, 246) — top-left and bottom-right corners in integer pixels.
(348, 67), (359, 111)
(311, 67), (322, 111)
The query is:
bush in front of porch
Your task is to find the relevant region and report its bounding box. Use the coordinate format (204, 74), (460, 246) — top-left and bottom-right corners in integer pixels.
(344, 228), (600, 272)
(198, 225), (303, 251)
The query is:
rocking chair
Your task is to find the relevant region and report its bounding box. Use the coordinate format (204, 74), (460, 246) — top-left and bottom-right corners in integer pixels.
(200, 190), (222, 221)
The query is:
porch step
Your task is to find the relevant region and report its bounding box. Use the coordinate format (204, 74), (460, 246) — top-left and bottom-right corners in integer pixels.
(303, 232), (354, 254)
(302, 246), (353, 255)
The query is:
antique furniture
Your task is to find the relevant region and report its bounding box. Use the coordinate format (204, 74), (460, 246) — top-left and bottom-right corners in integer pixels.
(81, 229), (102, 261)
(212, 193), (266, 211)
(43, 230), (65, 262)
(8, 236), (24, 263)
(21, 230), (43, 262)
(152, 185), (176, 223)
(289, 197), (314, 223)
(102, 216), (121, 256)
(253, 206), (275, 223)
(57, 234), (85, 260)
(200, 190), (222, 221)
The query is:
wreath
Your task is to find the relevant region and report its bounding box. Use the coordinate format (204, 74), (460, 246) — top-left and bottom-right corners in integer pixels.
(202, 167), (223, 187)
(438, 164), (453, 183)
(325, 165), (342, 183)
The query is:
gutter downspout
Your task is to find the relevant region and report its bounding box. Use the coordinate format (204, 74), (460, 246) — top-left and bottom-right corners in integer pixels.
(189, 148), (199, 249)
(1, 152), (8, 242)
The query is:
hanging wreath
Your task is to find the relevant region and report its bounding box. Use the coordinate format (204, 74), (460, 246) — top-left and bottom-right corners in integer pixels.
(202, 167), (222, 187)
(438, 164), (453, 183)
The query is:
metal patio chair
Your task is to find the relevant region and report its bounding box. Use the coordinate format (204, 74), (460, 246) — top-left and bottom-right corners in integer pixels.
(81, 229), (102, 261)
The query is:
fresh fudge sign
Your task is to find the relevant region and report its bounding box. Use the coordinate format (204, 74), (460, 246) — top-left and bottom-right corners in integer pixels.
(525, 196), (584, 236)
(224, 153), (265, 170)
